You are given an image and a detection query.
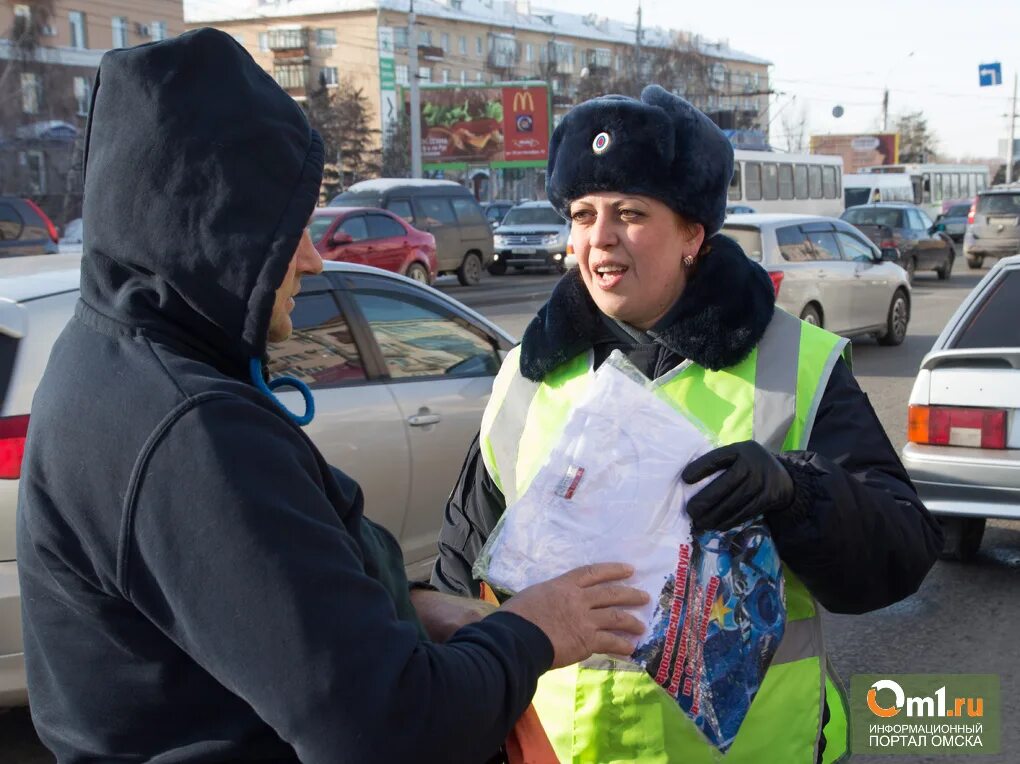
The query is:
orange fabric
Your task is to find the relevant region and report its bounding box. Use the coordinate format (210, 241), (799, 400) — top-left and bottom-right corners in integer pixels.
(479, 583), (560, 764)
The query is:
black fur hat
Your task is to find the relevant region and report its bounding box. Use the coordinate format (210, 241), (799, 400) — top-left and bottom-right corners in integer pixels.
(546, 85), (734, 236)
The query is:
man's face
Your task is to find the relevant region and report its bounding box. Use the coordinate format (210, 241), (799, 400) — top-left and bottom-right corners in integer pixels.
(268, 229), (323, 343)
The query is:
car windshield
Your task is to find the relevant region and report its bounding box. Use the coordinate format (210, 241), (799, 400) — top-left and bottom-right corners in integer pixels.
(842, 207), (902, 228)
(953, 270), (1020, 348)
(844, 188), (871, 208)
(976, 194), (1020, 215)
(946, 204), (971, 217)
(307, 217), (334, 242)
(721, 226), (763, 261)
(501, 207), (564, 226)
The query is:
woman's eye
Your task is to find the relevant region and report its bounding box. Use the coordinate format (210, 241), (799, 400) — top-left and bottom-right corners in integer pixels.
(620, 209), (643, 219)
(571, 211), (592, 223)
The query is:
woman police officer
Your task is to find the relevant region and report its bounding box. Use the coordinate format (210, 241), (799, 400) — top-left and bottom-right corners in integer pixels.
(432, 85), (942, 764)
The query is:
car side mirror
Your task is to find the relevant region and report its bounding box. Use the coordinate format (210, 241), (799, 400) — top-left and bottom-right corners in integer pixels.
(880, 247), (900, 262)
(331, 231), (353, 245)
(930, 223), (945, 234)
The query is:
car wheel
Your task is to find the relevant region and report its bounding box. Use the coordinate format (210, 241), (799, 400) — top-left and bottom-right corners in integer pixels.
(404, 262), (430, 284)
(457, 252), (483, 286)
(487, 259), (507, 276)
(799, 304), (822, 328)
(935, 252), (953, 280)
(878, 290), (909, 346)
(904, 256), (916, 283)
(938, 517), (986, 562)
(966, 255), (984, 269)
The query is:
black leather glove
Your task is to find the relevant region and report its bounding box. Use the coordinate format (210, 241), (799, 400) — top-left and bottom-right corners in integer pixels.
(681, 441), (796, 531)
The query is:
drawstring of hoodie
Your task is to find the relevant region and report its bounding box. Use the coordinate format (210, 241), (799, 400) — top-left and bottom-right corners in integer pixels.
(249, 357), (316, 427)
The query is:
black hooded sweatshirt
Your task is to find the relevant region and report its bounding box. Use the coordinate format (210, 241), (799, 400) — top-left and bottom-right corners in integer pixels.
(16, 29), (550, 763)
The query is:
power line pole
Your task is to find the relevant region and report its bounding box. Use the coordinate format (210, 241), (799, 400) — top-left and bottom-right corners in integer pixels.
(633, 0), (642, 84)
(882, 88), (889, 132)
(408, 0), (422, 178)
(1007, 72), (1018, 184)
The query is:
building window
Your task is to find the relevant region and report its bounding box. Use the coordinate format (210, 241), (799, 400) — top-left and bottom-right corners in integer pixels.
(450, 0), (462, 8)
(440, 32), (449, 52)
(419, 29), (432, 46)
(476, 36), (483, 55)
(526, 43), (533, 62)
(394, 27), (409, 49)
(258, 31), (269, 51)
(418, 67), (431, 83)
(396, 64), (409, 86)
(459, 35), (466, 55)
(69, 11), (87, 49)
(21, 72), (40, 114)
(441, 69), (450, 83)
(317, 28), (336, 47)
(460, 70), (466, 84)
(320, 67), (339, 87)
(111, 16), (128, 47)
(151, 21), (166, 42)
(476, 71), (483, 82)
(73, 76), (91, 116)
(20, 150), (46, 195)
(274, 63), (310, 90)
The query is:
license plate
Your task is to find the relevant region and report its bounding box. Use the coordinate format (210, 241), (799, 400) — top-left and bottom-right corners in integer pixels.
(512, 247), (537, 255)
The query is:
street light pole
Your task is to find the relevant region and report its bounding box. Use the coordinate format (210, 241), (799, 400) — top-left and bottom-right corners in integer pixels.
(1007, 72), (1018, 184)
(882, 51), (914, 132)
(408, 0), (422, 178)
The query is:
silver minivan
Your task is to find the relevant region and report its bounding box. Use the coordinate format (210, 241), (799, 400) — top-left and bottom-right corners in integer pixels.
(722, 214), (912, 344)
(0, 255), (515, 706)
(963, 186), (1020, 269)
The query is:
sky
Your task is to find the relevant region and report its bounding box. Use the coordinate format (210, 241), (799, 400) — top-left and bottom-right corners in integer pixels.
(547, 0), (1019, 161)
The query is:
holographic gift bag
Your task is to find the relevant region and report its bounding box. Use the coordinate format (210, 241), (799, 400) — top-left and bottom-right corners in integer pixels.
(476, 351), (786, 752)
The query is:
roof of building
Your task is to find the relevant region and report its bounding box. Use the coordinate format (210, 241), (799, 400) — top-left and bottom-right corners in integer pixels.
(184, 0), (771, 66)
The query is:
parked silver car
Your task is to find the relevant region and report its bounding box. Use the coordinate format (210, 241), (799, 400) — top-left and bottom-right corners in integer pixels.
(963, 185), (1020, 269)
(722, 214), (912, 344)
(0, 255), (514, 706)
(901, 254), (1020, 561)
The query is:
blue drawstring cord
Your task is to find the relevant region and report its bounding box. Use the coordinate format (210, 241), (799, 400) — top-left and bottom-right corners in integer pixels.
(249, 357), (315, 426)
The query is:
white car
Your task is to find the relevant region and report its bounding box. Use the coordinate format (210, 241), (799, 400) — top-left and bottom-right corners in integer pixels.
(0, 255), (515, 706)
(722, 214), (912, 344)
(901, 254), (1020, 561)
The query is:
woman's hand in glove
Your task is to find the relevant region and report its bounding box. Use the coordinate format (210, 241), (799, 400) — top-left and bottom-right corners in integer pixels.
(681, 441), (795, 531)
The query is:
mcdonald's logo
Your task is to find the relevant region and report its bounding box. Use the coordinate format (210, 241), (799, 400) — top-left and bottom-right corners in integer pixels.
(512, 90), (535, 112)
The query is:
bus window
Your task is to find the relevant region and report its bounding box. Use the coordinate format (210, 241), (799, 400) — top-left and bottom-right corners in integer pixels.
(836, 168), (842, 199)
(794, 164), (809, 199)
(977, 174), (987, 192)
(778, 164), (794, 200)
(915, 176), (926, 206)
(821, 166), (836, 198)
(745, 162), (762, 201)
(762, 163), (779, 200)
(968, 174), (976, 197)
(808, 165), (822, 198)
(933, 174), (942, 202)
(949, 174), (959, 199)
(729, 164), (742, 200)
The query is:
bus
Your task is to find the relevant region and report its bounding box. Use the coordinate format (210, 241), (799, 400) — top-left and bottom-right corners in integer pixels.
(858, 163), (990, 217)
(728, 150), (844, 216)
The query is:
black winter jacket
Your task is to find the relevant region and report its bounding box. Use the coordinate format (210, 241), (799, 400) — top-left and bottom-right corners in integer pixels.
(431, 237), (943, 617)
(17, 29), (550, 764)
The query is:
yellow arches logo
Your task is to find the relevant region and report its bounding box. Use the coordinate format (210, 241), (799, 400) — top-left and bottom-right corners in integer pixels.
(512, 91), (535, 112)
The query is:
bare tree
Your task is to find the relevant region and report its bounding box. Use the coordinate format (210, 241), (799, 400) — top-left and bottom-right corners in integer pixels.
(780, 104), (809, 153)
(306, 76), (381, 196)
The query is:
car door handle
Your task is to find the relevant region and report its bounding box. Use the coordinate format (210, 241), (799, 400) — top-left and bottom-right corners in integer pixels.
(408, 412), (441, 427)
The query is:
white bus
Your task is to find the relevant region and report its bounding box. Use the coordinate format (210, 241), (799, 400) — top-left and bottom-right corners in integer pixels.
(728, 150), (844, 217)
(858, 163), (990, 217)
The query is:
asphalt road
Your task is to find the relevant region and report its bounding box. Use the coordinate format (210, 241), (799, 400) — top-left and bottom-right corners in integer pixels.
(4, 257), (1017, 762)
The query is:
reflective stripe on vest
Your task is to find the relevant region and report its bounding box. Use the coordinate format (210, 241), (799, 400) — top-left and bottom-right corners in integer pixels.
(480, 309), (851, 763)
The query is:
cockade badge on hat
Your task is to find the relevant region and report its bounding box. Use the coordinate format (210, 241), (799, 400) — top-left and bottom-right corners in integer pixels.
(592, 131), (611, 155)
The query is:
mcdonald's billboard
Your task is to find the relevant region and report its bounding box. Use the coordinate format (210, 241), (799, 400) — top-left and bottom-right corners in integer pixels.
(416, 82), (550, 166)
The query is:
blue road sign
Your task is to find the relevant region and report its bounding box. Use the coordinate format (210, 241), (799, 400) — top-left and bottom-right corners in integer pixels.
(979, 63), (1002, 87)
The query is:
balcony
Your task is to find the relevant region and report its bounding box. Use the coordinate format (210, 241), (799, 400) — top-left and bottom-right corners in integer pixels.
(268, 28), (310, 59)
(418, 45), (445, 62)
(273, 63), (311, 100)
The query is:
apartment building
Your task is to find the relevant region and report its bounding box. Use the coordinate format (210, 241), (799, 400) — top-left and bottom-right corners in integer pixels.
(186, 0), (770, 197)
(0, 1), (186, 225)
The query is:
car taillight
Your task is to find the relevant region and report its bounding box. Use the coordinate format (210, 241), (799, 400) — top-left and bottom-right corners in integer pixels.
(24, 200), (59, 243)
(768, 270), (784, 296)
(879, 239), (898, 250)
(908, 405), (1006, 449)
(0, 414), (30, 479)
(968, 198), (977, 225)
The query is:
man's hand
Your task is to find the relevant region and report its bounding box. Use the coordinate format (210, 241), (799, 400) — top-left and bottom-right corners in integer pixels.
(410, 588), (498, 643)
(681, 440), (796, 531)
(502, 563), (649, 669)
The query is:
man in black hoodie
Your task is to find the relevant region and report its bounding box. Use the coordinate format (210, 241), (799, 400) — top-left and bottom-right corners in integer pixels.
(16, 29), (647, 763)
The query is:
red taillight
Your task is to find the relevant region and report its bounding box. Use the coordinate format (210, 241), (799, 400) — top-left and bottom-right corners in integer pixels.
(968, 198), (977, 225)
(768, 270), (784, 296)
(879, 239), (898, 250)
(0, 414), (30, 479)
(24, 200), (58, 243)
(908, 405), (1006, 449)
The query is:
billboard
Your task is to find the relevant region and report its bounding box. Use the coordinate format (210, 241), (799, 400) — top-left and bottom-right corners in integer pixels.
(810, 133), (899, 174)
(416, 83), (550, 168)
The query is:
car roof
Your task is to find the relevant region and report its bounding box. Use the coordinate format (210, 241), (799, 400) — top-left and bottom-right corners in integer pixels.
(0, 254), (82, 302)
(980, 184), (1020, 195)
(345, 178), (462, 192)
(845, 202), (913, 209)
(722, 213), (832, 227)
(310, 206), (381, 216)
(510, 200), (554, 208)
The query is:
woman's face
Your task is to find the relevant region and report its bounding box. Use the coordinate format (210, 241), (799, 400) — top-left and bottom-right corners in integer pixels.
(569, 193), (705, 330)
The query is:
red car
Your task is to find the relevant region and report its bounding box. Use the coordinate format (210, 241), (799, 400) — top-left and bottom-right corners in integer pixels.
(307, 207), (437, 284)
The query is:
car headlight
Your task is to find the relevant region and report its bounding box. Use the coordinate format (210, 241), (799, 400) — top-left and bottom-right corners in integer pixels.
(493, 235), (508, 247)
(542, 233), (564, 246)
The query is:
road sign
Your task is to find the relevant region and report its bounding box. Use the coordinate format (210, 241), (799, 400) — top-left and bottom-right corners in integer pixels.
(979, 62), (1002, 87)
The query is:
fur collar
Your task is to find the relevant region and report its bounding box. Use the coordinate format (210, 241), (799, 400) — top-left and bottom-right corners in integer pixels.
(519, 234), (775, 380)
